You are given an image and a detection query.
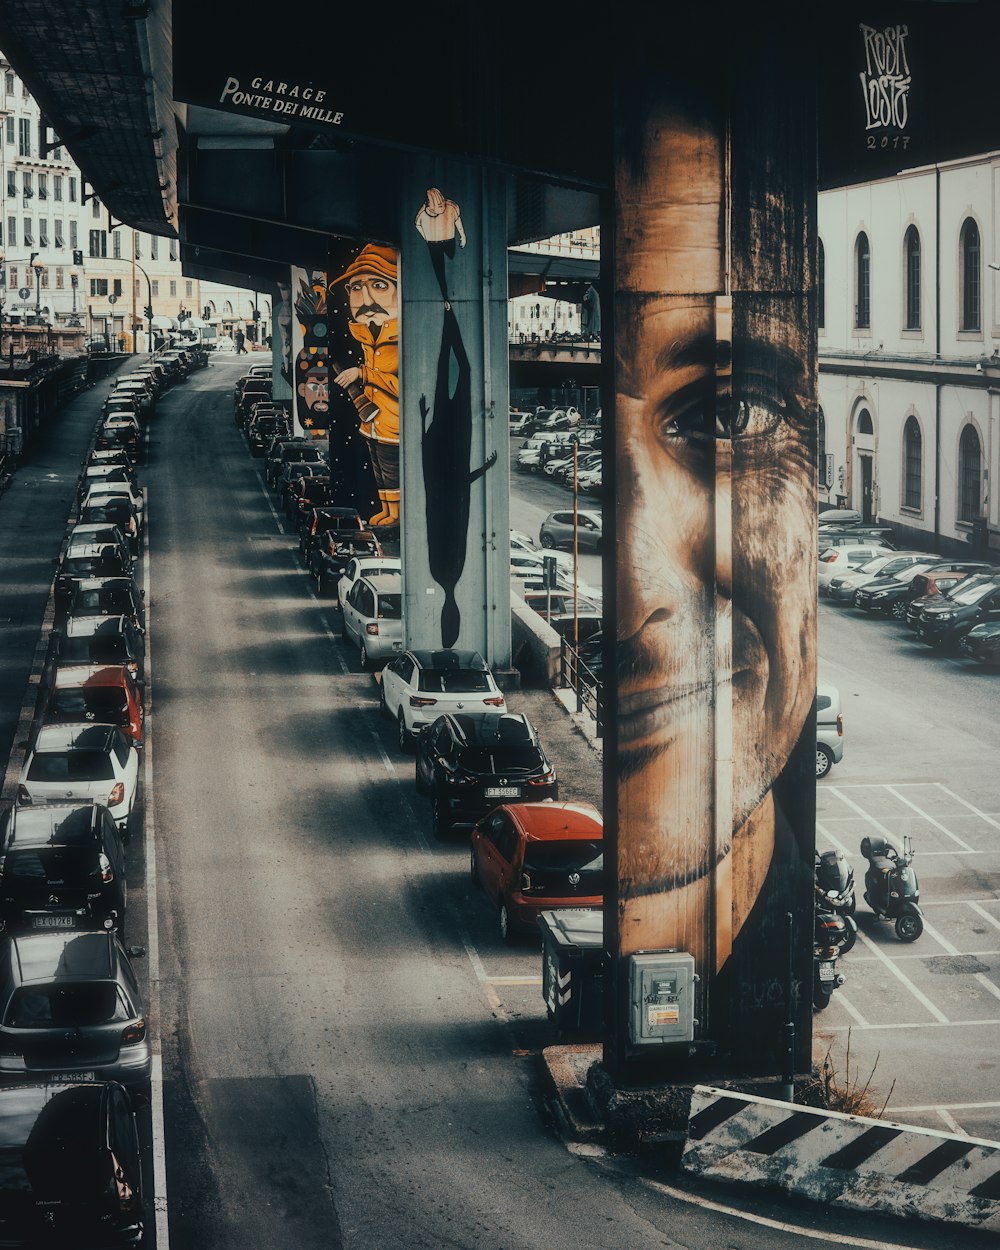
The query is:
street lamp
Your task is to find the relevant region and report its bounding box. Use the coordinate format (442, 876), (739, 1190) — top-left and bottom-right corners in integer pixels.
(133, 262), (152, 355)
(30, 255), (44, 330)
(69, 268), (81, 326)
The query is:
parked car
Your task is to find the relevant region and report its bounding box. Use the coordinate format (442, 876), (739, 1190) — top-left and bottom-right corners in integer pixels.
(276, 461), (326, 512)
(86, 446), (136, 473)
(94, 423), (140, 464)
(818, 544), (895, 593)
(509, 411), (535, 436)
(17, 723), (140, 831)
(49, 616), (145, 682)
(285, 474), (333, 526)
(78, 498), (141, 557)
(265, 438), (325, 489)
(42, 665), (144, 745)
(0, 931), (150, 1099)
(817, 506), (864, 526)
(469, 801), (603, 943)
(855, 560), (995, 620)
(959, 620), (1000, 667)
(816, 529), (894, 551)
(337, 556), (402, 608)
(109, 379), (153, 416)
(300, 505), (365, 560)
(0, 801), (129, 935)
(77, 464), (138, 508)
(340, 574), (403, 669)
(816, 684), (844, 779)
(826, 552), (934, 603)
(247, 412), (291, 457)
(310, 528), (382, 596)
(539, 509), (603, 553)
(54, 545), (133, 619)
(80, 480), (144, 531)
(0, 1080), (145, 1246)
(379, 649), (507, 751)
(913, 577), (1000, 650)
(416, 712), (558, 838)
(58, 576), (145, 634)
(64, 526), (133, 574)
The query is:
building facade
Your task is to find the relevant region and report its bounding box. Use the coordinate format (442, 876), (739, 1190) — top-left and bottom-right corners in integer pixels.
(819, 153), (999, 557)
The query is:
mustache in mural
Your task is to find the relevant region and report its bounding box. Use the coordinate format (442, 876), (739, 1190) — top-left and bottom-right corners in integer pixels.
(356, 303), (388, 319)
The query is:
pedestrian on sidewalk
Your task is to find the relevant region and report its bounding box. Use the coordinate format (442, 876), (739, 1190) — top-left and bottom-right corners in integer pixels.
(235, 328), (247, 354)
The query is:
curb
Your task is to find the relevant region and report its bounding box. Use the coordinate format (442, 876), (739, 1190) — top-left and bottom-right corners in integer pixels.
(682, 1084), (1000, 1235)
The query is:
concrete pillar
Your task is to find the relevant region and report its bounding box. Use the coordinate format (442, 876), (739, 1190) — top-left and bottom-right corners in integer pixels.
(398, 161), (511, 670)
(271, 279), (293, 402)
(607, 16), (818, 1080)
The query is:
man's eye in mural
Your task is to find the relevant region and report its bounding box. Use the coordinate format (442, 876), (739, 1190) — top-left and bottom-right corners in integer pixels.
(657, 383), (790, 448)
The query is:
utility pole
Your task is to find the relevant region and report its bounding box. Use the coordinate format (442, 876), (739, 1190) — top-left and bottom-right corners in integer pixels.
(131, 229), (137, 354)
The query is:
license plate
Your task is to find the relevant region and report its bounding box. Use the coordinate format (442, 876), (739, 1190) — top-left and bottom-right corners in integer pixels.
(486, 786), (520, 799)
(818, 961), (835, 983)
(49, 1071), (95, 1082)
(33, 916), (74, 929)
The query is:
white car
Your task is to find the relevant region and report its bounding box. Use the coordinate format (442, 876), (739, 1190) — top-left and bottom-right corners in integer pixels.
(818, 544), (896, 593)
(510, 531), (574, 572)
(826, 552), (935, 603)
(379, 648), (506, 752)
(81, 482), (144, 530)
(816, 684), (844, 779)
(17, 723), (140, 830)
(341, 573), (403, 669)
(336, 555), (401, 607)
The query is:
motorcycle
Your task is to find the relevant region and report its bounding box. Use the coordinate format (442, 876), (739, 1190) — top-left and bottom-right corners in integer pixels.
(860, 834), (923, 942)
(815, 849), (858, 954)
(813, 918), (846, 1011)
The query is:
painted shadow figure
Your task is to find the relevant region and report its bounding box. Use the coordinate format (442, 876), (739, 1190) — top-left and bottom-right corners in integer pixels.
(420, 303), (497, 647)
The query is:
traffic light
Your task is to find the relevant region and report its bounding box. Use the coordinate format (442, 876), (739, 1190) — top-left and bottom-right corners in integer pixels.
(72, 249), (83, 266)
(144, 305), (153, 320)
(252, 307), (260, 321)
(202, 305), (211, 320)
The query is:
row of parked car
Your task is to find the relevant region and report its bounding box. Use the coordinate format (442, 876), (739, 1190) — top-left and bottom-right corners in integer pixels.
(817, 510), (1000, 664)
(514, 426), (603, 497)
(233, 373), (608, 945)
(0, 349), (204, 1244)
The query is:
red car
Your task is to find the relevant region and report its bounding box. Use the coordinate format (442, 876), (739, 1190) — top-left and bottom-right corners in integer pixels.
(43, 664), (145, 744)
(470, 801), (603, 943)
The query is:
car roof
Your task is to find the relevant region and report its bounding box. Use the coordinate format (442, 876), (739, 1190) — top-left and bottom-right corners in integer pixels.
(505, 801), (603, 839)
(7, 803), (101, 847)
(65, 615), (129, 637)
(10, 931), (118, 985)
(71, 577), (138, 593)
(33, 723), (119, 752)
(0, 1084), (109, 1150)
(363, 573), (402, 593)
(62, 542), (117, 560)
(444, 712), (536, 746)
(409, 649), (487, 670)
(49, 664), (131, 688)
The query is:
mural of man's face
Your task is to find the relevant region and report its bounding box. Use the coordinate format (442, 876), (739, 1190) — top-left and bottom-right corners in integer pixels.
(616, 109), (815, 965)
(298, 368), (329, 413)
(346, 274), (398, 328)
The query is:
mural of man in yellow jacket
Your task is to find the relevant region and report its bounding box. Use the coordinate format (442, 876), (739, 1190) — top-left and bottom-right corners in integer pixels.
(332, 244), (400, 528)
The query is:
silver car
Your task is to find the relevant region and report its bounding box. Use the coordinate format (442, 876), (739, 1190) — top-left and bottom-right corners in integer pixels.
(539, 508), (603, 553)
(826, 552), (935, 602)
(341, 573), (403, 669)
(816, 684), (844, 779)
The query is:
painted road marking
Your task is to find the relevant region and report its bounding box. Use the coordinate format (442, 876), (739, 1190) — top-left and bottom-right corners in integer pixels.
(935, 783), (1000, 832)
(854, 928), (949, 1023)
(883, 785), (976, 851)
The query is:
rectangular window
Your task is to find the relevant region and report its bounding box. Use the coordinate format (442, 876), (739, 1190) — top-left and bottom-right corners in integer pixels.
(169, 241), (177, 261)
(4, 116), (13, 146)
(8, 265), (16, 289)
(21, 170), (31, 198)
(69, 220), (78, 249)
(134, 279), (140, 297)
(6, 220), (15, 253)
(90, 278), (109, 297)
(69, 176), (77, 202)
(169, 279), (177, 297)
(91, 196), (100, 219)
(38, 217), (48, 246)
(185, 280), (193, 297)
(6, 171), (14, 198)
(151, 279), (159, 296)
(38, 173), (47, 200)
(22, 218), (32, 246)
(134, 235), (140, 259)
(18, 116), (30, 156)
(54, 218), (64, 247)
(40, 268), (48, 289)
(112, 231), (121, 260)
(55, 268), (64, 289)
(88, 228), (106, 259)
(53, 175), (62, 201)
(150, 235), (158, 259)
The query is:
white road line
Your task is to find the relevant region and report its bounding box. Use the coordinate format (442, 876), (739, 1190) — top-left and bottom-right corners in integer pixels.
(828, 990), (869, 1027)
(854, 927), (950, 1023)
(485, 976), (544, 986)
(935, 782), (1000, 832)
(936, 1107), (968, 1135)
(968, 901), (1000, 929)
(884, 785), (976, 851)
(919, 918), (961, 956)
(823, 1016), (1000, 1031)
(815, 821), (852, 857)
(142, 487), (169, 1250)
(849, 947), (1000, 962)
(891, 1099), (1000, 1113)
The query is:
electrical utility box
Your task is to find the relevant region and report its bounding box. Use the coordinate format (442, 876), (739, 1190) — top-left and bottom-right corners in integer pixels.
(627, 951), (697, 1046)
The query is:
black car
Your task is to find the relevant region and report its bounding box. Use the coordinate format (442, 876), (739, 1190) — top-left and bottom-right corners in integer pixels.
(49, 616), (146, 683)
(959, 620), (1000, 666)
(310, 529), (382, 595)
(299, 504), (364, 560)
(64, 526), (133, 574)
(0, 1080), (144, 1247)
(276, 461), (326, 511)
(287, 474), (334, 526)
(0, 802), (127, 936)
(247, 412), (291, 457)
(914, 577), (1000, 649)
(78, 499), (141, 557)
(58, 576), (145, 634)
(265, 438), (325, 488)
(415, 712), (558, 837)
(54, 546), (133, 618)
(855, 560), (996, 619)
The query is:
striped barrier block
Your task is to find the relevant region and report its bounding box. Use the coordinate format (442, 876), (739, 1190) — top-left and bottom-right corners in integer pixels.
(682, 1085), (1000, 1234)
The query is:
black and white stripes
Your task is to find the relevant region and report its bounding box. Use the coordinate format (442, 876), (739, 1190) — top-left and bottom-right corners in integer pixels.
(683, 1085), (1000, 1233)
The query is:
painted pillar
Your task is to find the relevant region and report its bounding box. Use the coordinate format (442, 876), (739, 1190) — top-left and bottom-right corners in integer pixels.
(608, 16), (818, 1078)
(272, 278), (293, 402)
(398, 161), (511, 670)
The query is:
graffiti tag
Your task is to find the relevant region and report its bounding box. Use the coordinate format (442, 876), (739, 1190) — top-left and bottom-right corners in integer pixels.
(858, 23), (910, 132)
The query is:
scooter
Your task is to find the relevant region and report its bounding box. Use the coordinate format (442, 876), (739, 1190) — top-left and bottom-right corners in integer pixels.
(860, 834), (923, 942)
(815, 849), (858, 954)
(815, 886), (858, 955)
(813, 916), (846, 1011)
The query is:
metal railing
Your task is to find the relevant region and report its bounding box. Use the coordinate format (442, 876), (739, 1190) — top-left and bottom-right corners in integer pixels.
(559, 636), (603, 737)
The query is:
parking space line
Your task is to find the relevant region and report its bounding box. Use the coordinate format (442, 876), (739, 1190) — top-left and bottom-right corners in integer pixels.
(935, 783), (1000, 832)
(884, 785), (976, 851)
(849, 947), (1000, 962)
(891, 1099), (1000, 1113)
(823, 1017), (1000, 1031)
(935, 1107), (968, 1135)
(968, 901), (1000, 930)
(919, 918), (961, 956)
(829, 991), (870, 1027)
(816, 821), (852, 857)
(485, 976), (544, 985)
(854, 928), (950, 1023)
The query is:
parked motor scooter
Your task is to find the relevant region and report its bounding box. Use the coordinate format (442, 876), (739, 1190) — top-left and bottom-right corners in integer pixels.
(815, 849), (858, 954)
(813, 917), (846, 1011)
(860, 834), (923, 942)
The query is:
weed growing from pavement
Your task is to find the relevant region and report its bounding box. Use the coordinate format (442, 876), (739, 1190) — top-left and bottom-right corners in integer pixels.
(799, 1030), (895, 1118)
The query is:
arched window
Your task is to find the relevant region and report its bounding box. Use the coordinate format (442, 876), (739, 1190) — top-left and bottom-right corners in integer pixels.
(903, 416), (922, 509)
(904, 226), (921, 330)
(958, 425), (983, 521)
(961, 218), (981, 332)
(818, 239), (825, 330)
(858, 409), (873, 436)
(223, 300), (233, 318)
(855, 232), (871, 329)
(208, 301), (216, 316)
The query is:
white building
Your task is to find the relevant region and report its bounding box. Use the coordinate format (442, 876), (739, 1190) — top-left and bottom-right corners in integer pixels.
(819, 152), (999, 557)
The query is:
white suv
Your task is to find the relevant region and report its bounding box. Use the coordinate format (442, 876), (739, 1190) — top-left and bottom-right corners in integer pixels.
(379, 649), (506, 753)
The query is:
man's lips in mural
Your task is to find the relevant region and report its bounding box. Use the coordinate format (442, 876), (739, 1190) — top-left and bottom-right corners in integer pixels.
(618, 680), (711, 746)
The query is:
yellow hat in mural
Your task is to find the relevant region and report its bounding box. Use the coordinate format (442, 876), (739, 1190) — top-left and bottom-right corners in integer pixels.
(334, 243), (398, 285)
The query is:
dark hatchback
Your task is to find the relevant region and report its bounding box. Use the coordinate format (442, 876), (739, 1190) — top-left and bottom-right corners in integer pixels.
(0, 1081), (144, 1247)
(415, 712), (557, 837)
(310, 529), (382, 595)
(247, 412), (290, 456)
(959, 620), (1000, 666)
(54, 547), (133, 618)
(276, 461), (326, 511)
(265, 438), (325, 488)
(78, 499), (141, 557)
(914, 577), (1000, 649)
(286, 474), (333, 525)
(300, 504), (364, 558)
(0, 803), (127, 937)
(49, 617), (145, 683)
(57, 577), (145, 634)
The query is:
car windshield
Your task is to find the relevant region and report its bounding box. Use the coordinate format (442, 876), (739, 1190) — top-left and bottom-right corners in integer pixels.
(26, 751), (114, 782)
(5, 983), (126, 1028)
(377, 594), (402, 620)
(61, 557), (117, 578)
(459, 746), (543, 772)
(49, 690), (128, 720)
(74, 589), (130, 614)
(418, 670), (490, 693)
(953, 581), (999, 606)
(5, 847), (95, 886)
(60, 638), (130, 665)
(858, 557), (892, 574)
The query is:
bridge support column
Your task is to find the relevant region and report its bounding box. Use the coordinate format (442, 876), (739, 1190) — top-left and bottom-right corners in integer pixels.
(398, 162), (511, 671)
